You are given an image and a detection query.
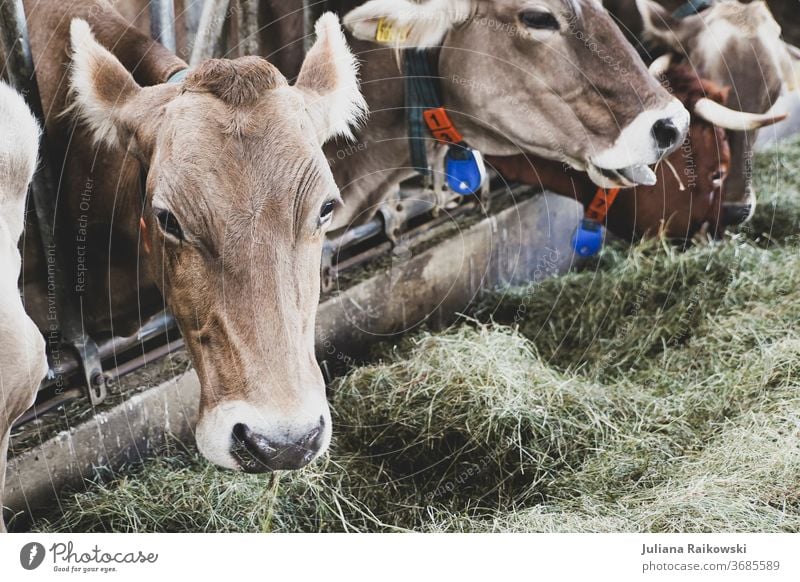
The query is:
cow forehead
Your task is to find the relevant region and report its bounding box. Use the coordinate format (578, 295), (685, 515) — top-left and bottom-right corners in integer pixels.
(693, 9), (785, 110)
(157, 90), (333, 190)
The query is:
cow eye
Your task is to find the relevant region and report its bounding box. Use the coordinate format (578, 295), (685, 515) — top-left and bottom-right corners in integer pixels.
(320, 200), (336, 223)
(519, 9), (559, 30)
(155, 208), (184, 240)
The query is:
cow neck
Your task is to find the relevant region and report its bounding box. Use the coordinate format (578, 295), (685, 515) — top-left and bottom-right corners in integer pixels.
(404, 49), (485, 195)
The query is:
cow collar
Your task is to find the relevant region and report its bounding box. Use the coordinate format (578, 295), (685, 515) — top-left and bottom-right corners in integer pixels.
(404, 50), (486, 196)
(572, 187), (621, 258)
(166, 68), (190, 84)
(672, 0), (712, 19)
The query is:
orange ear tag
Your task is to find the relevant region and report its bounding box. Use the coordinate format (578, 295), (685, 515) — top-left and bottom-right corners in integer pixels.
(139, 217), (152, 254)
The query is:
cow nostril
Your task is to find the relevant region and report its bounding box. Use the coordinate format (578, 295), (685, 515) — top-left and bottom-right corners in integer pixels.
(652, 118), (680, 151)
(230, 421), (325, 473)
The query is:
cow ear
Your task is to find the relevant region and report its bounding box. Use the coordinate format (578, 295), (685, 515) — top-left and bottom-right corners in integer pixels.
(344, 0), (472, 48)
(68, 19), (174, 156)
(68, 19), (143, 148)
(636, 0), (699, 52)
(295, 13), (368, 144)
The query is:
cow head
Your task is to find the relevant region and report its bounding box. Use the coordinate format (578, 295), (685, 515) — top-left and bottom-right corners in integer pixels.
(344, 0), (690, 189)
(487, 60), (742, 241)
(68, 15), (366, 472)
(636, 0), (799, 226)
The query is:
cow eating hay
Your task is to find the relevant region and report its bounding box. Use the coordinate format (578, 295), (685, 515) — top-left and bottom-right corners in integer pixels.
(29, 138), (800, 534)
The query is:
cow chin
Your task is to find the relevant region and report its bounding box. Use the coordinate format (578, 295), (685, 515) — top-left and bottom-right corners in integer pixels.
(195, 398), (332, 473)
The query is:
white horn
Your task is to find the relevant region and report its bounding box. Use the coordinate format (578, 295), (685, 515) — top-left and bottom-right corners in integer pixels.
(648, 53), (673, 78)
(785, 42), (800, 60)
(693, 98), (789, 131)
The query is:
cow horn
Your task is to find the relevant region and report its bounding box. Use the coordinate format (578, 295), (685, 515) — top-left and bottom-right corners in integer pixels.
(648, 53), (672, 78)
(693, 98), (789, 131)
(785, 42), (800, 60)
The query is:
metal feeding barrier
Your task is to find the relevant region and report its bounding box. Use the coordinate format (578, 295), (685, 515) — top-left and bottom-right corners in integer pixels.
(1, 0), (526, 429)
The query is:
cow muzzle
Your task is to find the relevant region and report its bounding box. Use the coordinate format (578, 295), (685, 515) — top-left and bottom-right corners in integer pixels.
(195, 399), (332, 472)
(588, 99), (690, 189)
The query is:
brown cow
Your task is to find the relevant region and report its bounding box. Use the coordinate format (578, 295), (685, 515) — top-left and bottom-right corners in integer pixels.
(323, 0), (691, 230)
(487, 61), (756, 241)
(19, 0), (366, 474)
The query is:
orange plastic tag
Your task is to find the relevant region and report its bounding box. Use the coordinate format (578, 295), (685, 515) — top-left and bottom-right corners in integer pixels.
(423, 107), (463, 144)
(586, 188), (621, 223)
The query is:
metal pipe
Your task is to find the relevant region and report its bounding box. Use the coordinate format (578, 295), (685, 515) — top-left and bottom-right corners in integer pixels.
(150, 0), (177, 53)
(235, 0), (259, 56)
(109, 338), (185, 380)
(46, 312), (178, 383)
(12, 389), (83, 428)
(190, 0), (231, 65)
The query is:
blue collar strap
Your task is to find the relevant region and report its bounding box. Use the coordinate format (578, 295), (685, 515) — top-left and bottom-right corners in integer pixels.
(166, 68), (189, 84)
(672, 0), (713, 19)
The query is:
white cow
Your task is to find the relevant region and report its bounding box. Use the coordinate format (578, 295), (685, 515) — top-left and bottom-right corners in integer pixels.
(0, 81), (47, 532)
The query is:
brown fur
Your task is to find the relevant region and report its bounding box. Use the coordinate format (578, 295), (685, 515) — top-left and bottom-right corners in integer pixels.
(185, 57), (288, 106)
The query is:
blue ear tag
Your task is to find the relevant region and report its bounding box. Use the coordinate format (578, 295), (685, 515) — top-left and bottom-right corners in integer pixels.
(445, 145), (486, 196)
(572, 219), (604, 257)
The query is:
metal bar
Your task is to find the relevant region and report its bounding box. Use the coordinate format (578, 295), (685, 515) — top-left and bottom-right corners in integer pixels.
(47, 312), (178, 382)
(235, 0), (259, 56)
(190, 0), (231, 65)
(11, 389), (83, 428)
(108, 338), (185, 380)
(150, 0), (177, 53)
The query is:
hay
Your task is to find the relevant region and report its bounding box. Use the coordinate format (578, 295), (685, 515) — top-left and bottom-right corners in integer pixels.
(31, 137), (800, 533)
(34, 443), (404, 533)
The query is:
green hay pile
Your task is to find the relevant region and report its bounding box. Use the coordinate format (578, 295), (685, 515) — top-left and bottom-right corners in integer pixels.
(32, 137), (800, 533)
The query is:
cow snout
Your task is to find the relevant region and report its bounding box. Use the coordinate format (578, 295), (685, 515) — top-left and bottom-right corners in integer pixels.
(652, 118), (681, 152)
(231, 419), (326, 473)
(722, 202), (755, 226)
(195, 399), (332, 471)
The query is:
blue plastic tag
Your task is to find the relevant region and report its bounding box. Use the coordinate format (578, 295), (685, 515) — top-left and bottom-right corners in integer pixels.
(445, 146), (486, 196)
(572, 219), (604, 257)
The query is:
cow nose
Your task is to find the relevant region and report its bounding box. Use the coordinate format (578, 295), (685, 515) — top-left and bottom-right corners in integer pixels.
(652, 118), (681, 151)
(230, 418), (325, 473)
(722, 202), (754, 226)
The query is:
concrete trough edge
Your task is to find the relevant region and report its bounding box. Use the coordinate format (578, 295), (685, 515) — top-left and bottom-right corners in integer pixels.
(5, 191), (581, 526)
